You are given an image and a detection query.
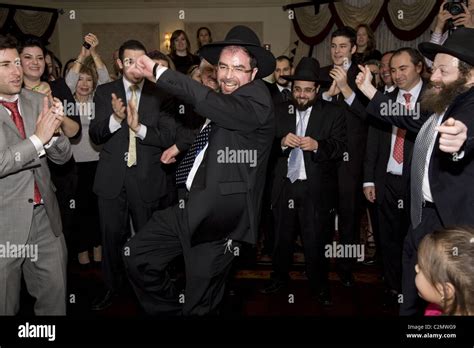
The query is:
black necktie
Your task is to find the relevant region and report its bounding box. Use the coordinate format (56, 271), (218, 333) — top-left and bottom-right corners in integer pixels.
(282, 88), (291, 102)
(175, 122), (212, 185)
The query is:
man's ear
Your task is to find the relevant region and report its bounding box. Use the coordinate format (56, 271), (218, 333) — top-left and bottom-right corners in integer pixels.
(251, 67), (258, 81)
(117, 59), (124, 70)
(351, 44), (357, 55)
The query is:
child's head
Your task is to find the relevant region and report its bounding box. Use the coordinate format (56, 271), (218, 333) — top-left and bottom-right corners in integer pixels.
(415, 227), (474, 315)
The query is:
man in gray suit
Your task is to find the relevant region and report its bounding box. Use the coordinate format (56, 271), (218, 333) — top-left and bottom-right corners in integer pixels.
(0, 35), (72, 315)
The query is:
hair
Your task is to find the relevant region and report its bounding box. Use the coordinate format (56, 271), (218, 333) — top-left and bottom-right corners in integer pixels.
(391, 47), (425, 71)
(63, 58), (76, 79)
(221, 45), (257, 70)
(364, 59), (380, 68)
(458, 60), (474, 80)
(417, 227), (474, 315)
(196, 27), (212, 49)
(45, 49), (62, 81)
(356, 24), (377, 52)
(78, 60), (99, 91)
(18, 35), (49, 81)
(331, 26), (357, 48)
(276, 55), (293, 68)
(147, 49), (176, 70)
(187, 64), (200, 75)
(169, 30), (192, 58)
(0, 35), (18, 51)
(118, 40), (147, 62)
(381, 50), (395, 59)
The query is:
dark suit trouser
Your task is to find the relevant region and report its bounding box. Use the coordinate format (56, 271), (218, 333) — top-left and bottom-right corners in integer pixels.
(336, 160), (364, 273)
(272, 179), (331, 291)
(123, 204), (239, 316)
(400, 205), (442, 316)
(73, 161), (101, 253)
(376, 173), (409, 293)
(98, 167), (161, 292)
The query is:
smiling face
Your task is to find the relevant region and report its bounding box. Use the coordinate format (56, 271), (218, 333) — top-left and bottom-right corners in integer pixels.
(0, 48), (23, 99)
(356, 27), (368, 48)
(331, 35), (356, 67)
(292, 80), (319, 111)
(380, 52), (394, 86)
(76, 72), (94, 98)
(200, 59), (218, 91)
(390, 51), (422, 91)
(20, 46), (45, 81)
(430, 53), (464, 94)
(217, 47), (257, 94)
(174, 34), (187, 52)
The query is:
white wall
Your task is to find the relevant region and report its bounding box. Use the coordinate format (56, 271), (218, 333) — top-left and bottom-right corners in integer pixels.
(54, 6), (291, 65)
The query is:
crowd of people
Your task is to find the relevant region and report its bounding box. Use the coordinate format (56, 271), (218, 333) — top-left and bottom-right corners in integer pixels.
(0, 3), (473, 317)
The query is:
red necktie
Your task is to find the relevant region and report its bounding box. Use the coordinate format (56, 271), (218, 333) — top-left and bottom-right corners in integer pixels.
(1, 100), (42, 204)
(392, 93), (411, 164)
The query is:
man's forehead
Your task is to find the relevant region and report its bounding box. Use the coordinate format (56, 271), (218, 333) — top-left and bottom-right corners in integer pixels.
(434, 53), (459, 67)
(219, 49), (249, 64)
(122, 49), (145, 58)
(332, 36), (350, 45)
(0, 48), (19, 60)
(276, 60), (290, 68)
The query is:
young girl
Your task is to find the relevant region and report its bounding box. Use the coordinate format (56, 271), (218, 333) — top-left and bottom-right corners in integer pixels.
(415, 227), (474, 315)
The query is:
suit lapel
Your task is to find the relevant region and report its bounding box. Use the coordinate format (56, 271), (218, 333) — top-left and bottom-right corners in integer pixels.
(19, 91), (36, 137)
(0, 104), (21, 138)
(305, 103), (321, 137)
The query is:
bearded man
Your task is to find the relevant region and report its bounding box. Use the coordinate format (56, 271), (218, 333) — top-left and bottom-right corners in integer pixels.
(260, 57), (346, 306)
(356, 27), (474, 316)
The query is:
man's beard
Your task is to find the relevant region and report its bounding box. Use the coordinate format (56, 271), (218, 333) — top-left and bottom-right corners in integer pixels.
(295, 96), (316, 111)
(420, 77), (469, 115)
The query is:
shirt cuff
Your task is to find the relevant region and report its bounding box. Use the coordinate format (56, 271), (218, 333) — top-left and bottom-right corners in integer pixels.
(281, 145), (288, 151)
(154, 65), (168, 81)
(363, 182), (375, 188)
(109, 114), (122, 133)
(136, 124), (147, 140)
(29, 135), (45, 157)
(345, 92), (356, 106)
(454, 151), (465, 160)
(322, 92), (332, 102)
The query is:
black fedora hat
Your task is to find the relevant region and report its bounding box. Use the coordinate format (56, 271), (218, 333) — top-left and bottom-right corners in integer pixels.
(282, 57), (330, 85)
(419, 27), (474, 66)
(199, 25), (276, 79)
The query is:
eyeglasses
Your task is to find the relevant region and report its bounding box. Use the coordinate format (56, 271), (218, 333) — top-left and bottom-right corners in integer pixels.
(293, 87), (316, 94)
(217, 63), (253, 75)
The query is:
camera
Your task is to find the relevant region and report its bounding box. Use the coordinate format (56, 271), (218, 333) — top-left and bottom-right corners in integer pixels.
(83, 41), (91, 49)
(443, 0), (468, 16)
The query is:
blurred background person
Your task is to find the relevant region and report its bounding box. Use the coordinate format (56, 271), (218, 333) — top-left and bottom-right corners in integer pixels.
(195, 26), (212, 55)
(354, 24), (382, 64)
(168, 29), (200, 74)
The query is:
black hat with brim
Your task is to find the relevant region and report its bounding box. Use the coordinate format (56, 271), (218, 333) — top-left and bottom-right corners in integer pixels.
(419, 27), (474, 66)
(282, 57), (330, 86)
(199, 25), (276, 79)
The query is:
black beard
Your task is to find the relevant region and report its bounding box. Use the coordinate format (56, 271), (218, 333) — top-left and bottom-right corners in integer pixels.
(295, 96), (316, 111)
(276, 79), (290, 88)
(420, 77), (469, 115)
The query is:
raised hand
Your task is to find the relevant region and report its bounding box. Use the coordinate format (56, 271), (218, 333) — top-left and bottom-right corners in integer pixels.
(111, 93), (126, 122)
(127, 97), (140, 133)
(355, 64), (377, 100)
(35, 96), (64, 144)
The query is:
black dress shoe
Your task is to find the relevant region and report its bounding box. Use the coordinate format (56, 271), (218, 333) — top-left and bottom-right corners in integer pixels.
(338, 270), (355, 287)
(91, 290), (115, 311)
(259, 279), (287, 294)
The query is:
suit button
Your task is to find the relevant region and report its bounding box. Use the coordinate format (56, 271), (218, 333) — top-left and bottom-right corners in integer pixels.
(28, 198), (34, 203)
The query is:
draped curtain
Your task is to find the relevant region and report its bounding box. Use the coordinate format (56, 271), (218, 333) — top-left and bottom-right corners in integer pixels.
(288, 0), (441, 66)
(0, 5), (59, 44)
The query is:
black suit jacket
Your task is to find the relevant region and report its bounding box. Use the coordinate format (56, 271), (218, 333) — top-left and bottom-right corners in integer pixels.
(264, 80), (289, 105)
(363, 85), (426, 203)
(366, 86), (474, 227)
(272, 100), (347, 211)
(155, 69), (274, 246)
(320, 63), (369, 175)
(89, 78), (175, 203)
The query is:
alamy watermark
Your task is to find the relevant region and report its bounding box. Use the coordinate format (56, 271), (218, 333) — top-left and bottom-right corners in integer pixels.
(216, 147), (257, 167)
(380, 99), (420, 120)
(324, 242), (365, 262)
(0, 242), (38, 262)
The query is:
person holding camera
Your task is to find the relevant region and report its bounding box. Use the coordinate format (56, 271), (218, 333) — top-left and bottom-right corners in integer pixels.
(431, 0), (474, 46)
